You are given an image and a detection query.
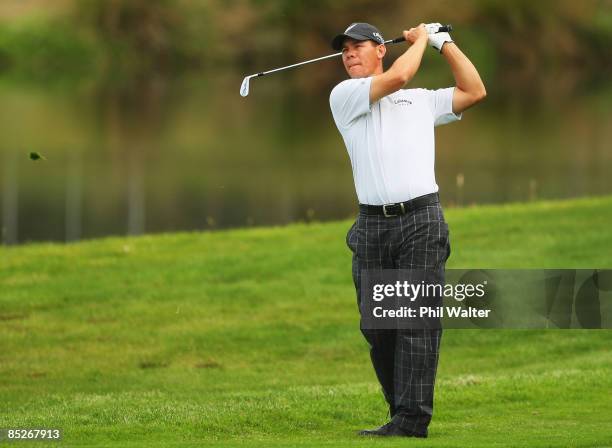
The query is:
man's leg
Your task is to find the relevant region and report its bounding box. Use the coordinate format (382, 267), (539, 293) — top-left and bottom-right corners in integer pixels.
(392, 328), (442, 435)
(347, 214), (396, 414)
(352, 253), (396, 412)
(392, 204), (451, 435)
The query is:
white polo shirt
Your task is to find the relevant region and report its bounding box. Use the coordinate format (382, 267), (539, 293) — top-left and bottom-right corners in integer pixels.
(329, 77), (461, 205)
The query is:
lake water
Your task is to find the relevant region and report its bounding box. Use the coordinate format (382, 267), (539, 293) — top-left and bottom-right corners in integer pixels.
(1, 68), (611, 244)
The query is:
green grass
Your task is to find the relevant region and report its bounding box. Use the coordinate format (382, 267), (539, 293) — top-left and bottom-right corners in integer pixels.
(1, 195), (612, 447)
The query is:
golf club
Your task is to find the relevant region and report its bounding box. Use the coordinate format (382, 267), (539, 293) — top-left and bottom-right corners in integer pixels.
(240, 24), (453, 97)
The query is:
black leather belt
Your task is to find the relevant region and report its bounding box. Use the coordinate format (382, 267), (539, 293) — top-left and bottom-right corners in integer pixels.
(359, 193), (439, 217)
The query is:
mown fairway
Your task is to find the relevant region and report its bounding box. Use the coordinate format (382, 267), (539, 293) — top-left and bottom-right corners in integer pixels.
(1, 196), (612, 447)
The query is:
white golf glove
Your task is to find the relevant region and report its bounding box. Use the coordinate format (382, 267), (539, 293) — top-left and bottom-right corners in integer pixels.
(425, 22), (453, 53)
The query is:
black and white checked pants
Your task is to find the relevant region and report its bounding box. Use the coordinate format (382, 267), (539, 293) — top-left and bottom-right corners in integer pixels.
(346, 197), (451, 434)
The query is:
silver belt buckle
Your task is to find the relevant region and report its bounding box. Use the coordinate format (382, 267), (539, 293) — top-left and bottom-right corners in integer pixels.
(382, 202), (405, 217)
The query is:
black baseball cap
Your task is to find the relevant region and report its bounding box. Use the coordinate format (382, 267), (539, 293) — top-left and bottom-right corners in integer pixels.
(331, 23), (385, 50)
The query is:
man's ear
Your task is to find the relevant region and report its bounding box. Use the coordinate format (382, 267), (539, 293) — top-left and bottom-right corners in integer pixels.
(377, 44), (387, 60)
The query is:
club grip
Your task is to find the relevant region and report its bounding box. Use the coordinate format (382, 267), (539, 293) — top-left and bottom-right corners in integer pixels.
(390, 24), (453, 43)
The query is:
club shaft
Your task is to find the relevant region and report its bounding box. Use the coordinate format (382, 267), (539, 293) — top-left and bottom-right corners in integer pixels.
(249, 24), (453, 79)
(255, 52), (342, 77)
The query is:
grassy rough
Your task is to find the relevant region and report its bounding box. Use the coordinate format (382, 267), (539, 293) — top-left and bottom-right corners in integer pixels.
(1, 195), (612, 447)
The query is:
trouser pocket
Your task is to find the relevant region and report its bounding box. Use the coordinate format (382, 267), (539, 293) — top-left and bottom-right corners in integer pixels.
(346, 220), (357, 251)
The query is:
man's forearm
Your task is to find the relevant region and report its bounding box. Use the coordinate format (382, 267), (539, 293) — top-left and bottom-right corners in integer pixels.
(390, 37), (428, 84)
(441, 42), (486, 97)
(369, 26), (429, 103)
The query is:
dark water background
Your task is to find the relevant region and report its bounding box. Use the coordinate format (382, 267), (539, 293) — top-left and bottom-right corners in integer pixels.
(1, 63), (610, 244)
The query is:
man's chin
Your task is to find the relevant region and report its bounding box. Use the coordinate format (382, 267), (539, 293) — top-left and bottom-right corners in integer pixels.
(348, 69), (368, 79)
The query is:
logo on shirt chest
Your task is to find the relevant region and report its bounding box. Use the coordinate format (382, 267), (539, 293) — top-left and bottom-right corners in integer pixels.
(393, 98), (413, 106)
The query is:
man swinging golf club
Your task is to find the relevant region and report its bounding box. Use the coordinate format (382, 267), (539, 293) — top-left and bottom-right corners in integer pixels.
(329, 22), (486, 437)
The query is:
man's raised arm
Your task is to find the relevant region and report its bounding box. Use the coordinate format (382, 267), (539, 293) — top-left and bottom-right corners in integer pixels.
(440, 42), (487, 114)
(369, 24), (429, 104)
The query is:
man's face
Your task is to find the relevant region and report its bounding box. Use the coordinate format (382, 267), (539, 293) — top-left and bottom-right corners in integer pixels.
(341, 38), (385, 78)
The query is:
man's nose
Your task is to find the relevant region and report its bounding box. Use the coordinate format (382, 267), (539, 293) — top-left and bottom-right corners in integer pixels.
(344, 49), (356, 59)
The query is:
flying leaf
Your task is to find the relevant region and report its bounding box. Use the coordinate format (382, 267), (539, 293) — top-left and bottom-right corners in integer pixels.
(29, 152), (47, 161)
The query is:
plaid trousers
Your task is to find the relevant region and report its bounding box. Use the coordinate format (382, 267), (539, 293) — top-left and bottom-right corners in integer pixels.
(346, 197), (451, 434)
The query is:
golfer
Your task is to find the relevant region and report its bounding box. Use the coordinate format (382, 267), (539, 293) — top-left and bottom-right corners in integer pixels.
(329, 22), (486, 437)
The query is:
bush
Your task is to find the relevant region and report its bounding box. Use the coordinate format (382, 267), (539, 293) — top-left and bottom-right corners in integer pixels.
(0, 18), (99, 79)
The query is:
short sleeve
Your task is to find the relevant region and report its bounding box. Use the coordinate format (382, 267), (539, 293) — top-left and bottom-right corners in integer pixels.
(427, 87), (462, 127)
(329, 77), (372, 128)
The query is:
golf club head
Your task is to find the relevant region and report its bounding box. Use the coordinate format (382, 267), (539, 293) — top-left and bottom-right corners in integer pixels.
(240, 76), (251, 97)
